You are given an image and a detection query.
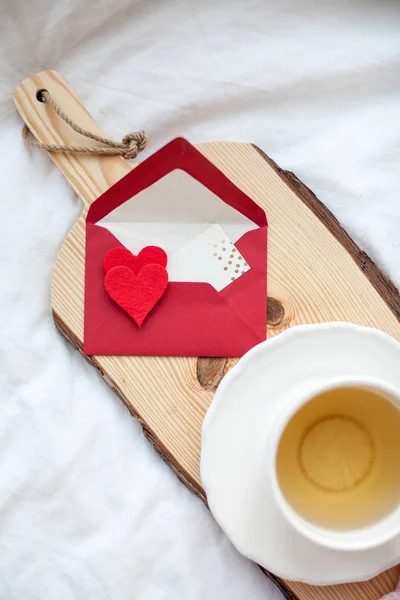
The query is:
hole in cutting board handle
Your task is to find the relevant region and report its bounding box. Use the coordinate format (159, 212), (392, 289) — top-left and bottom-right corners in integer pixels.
(36, 89), (48, 102)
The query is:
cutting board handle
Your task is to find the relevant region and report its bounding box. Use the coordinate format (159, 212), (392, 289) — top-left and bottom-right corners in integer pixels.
(14, 70), (132, 211)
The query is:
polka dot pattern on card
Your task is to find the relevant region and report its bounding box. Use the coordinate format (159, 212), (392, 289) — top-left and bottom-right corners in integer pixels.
(202, 224), (251, 284)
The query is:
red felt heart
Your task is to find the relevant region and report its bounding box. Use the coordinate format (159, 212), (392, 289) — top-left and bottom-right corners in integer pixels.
(104, 246), (167, 275)
(104, 264), (168, 327)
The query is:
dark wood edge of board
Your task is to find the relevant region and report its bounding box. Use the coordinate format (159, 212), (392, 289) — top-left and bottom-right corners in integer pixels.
(251, 144), (400, 322)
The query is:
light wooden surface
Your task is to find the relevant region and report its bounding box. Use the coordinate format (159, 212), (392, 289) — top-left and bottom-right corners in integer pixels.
(14, 71), (400, 600)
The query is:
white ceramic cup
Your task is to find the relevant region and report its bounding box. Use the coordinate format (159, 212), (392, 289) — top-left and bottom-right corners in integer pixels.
(266, 377), (400, 552)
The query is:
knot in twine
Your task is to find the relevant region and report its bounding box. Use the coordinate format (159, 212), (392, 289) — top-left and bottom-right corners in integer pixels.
(119, 132), (147, 159)
(23, 90), (147, 160)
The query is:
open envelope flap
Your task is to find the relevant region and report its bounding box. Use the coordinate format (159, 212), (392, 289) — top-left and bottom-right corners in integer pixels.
(87, 138), (267, 229)
(87, 138), (267, 288)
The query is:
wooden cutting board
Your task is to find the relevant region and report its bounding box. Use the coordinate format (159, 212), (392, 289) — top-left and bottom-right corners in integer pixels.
(14, 71), (400, 600)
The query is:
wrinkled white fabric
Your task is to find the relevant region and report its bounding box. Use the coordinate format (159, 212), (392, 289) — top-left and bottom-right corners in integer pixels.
(0, 0), (399, 598)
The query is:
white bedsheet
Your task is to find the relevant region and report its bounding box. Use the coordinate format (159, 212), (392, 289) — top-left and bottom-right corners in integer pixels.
(1, 0), (399, 598)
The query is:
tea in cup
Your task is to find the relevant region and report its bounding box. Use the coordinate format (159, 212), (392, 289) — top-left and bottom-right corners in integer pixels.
(273, 380), (400, 550)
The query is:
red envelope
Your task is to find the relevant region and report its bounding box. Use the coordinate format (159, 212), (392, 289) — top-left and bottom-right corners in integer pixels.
(84, 138), (267, 357)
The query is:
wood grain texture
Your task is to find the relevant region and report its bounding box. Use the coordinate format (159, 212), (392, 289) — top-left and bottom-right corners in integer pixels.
(14, 71), (400, 600)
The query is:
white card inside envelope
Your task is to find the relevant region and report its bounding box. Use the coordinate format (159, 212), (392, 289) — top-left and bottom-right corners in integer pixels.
(171, 224), (250, 291)
(97, 169), (257, 288)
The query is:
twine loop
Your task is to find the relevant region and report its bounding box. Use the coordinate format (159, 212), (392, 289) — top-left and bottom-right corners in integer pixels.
(23, 90), (147, 160)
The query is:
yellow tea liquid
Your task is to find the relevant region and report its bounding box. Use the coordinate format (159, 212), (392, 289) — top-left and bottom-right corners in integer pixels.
(276, 386), (400, 529)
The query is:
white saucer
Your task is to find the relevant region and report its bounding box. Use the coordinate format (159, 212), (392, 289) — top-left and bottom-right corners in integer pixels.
(200, 323), (400, 585)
